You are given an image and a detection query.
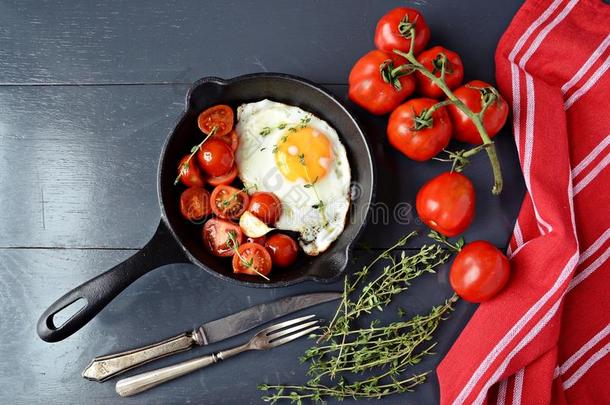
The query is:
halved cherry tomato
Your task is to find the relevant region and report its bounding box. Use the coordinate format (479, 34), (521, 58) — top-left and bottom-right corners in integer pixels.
(374, 7), (430, 55)
(265, 234), (298, 267)
(214, 129), (239, 151)
(208, 165), (238, 187)
(416, 172), (475, 237)
(348, 50), (415, 115)
(177, 155), (205, 187)
(197, 105), (234, 137)
(197, 139), (235, 177)
(248, 192), (282, 225)
(450, 241), (510, 303)
(179, 187), (211, 221)
(210, 185), (249, 219)
(387, 98), (452, 161)
(447, 80), (509, 144)
(415, 46), (464, 99)
(203, 218), (243, 257)
(232, 242), (272, 277)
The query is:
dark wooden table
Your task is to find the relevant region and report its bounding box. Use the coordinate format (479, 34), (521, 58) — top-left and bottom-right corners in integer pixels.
(0, 1), (525, 404)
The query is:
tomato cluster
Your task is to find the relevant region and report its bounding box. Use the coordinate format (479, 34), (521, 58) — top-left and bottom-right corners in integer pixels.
(176, 105), (299, 279)
(350, 7), (511, 302)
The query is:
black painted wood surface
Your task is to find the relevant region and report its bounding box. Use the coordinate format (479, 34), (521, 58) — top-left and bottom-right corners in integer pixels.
(0, 1), (525, 404)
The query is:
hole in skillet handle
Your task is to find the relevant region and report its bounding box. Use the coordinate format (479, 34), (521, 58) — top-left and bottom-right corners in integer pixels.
(36, 220), (190, 343)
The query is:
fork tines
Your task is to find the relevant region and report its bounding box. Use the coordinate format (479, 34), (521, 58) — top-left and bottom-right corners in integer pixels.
(264, 315), (320, 347)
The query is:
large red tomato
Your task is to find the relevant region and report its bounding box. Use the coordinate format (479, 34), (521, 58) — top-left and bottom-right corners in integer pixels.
(416, 172), (476, 237)
(348, 50), (415, 115)
(415, 46), (464, 99)
(447, 80), (509, 144)
(387, 98), (453, 161)
(374, 7), (430, 55)
(450, 241), (510, 302)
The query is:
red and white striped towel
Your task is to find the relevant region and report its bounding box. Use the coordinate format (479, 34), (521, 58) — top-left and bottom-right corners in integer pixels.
(437, 0), (610, 404)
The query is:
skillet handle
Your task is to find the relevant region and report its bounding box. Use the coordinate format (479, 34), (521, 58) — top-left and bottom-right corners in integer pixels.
(37, 220), (189, 343)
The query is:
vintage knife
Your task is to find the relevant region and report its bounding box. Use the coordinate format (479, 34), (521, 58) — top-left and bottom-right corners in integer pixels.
(82, 291), (341, 382)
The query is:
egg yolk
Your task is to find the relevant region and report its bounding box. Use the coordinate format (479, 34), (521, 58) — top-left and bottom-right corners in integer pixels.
(275, 126), (334, 182)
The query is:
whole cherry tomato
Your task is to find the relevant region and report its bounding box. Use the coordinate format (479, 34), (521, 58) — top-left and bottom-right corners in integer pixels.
(207, 165), (238, 187)
(203, 218), (243, 257)
(248, 192), (282, 225)
(198, 105), (234, 137)
(177, 155), (205, 187)
(416, 172), (475, 237)
(232, 243), (272, 277)
(415, 46), (464, 99)
(447, 80), (509, 144)
(374, 7), (430, 55)
(179, 187), (211, 221)
(348, 50), (415, 115)
(197, 138), (235, 177)
(265, 234), (299, 267)
(210, 185), (249, 219)
(387, 98), (452, 161)
(215, 129), (239, 151)
(450, 241), (510, 302)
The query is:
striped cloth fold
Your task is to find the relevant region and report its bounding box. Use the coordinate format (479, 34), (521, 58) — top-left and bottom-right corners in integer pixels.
(437, 0), (610, 404)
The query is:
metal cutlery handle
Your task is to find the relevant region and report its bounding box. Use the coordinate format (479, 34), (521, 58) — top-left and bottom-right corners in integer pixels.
(115, 344), (249, 397)
(82, 332), (197, 382)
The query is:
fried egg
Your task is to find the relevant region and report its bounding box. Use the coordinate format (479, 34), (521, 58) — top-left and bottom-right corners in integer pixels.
(235, 99), (351, 255)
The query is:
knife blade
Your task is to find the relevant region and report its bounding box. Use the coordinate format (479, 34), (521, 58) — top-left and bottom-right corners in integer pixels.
(82, 291), (341, 382)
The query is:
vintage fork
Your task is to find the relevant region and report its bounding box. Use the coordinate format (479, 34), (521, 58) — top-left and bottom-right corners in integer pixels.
(115, 314), (320, 397)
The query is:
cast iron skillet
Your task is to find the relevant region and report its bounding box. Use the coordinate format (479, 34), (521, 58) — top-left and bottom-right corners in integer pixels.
(37, 73), (375, 342)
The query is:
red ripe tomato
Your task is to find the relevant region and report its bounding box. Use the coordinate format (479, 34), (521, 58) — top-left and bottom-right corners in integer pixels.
(232, 243), (273, 277)
(416, 172), (475, 237)
(216, 129), (239, 151)
(450, 241), (510, 302)
(387, 98), (452, 161)
(197, 139), (235, 177)
(198, 105), (234, 137)
(374, 7), (430, 55)
(210, 185), (249, 219)
(203, 218), (243, 257)
(246, 235), (267, 245)
(179, 187), (211, 221)
(177, 155), (205, 187)
(415, 46), (464, 98)
(265, 234), (299, 267)
(248, 192), (282, 225)
(447, 80), (509, 144)
(348, 50), (416, 115)
(207, 165), (238, 187)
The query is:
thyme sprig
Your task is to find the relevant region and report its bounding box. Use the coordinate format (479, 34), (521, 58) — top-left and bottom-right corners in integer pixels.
(227, 230), (270, 281)
(174, 126), (217, 185)
(259, 233), (458, 403)
(297, 152), (329, 228)
(259, 114), (312, 138)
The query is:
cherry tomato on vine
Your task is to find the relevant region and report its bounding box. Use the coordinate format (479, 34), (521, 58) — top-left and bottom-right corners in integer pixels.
(207, 165), (238, 187)
(203, 218), (243, 257)
(416, 172), (475, 237)
(265, 234), (299, 267)
(177, 155), (205, 187)
(374, 7), (430, 55)
(387, 98), (452, 161)
(197, 138), (235, 177)
(248, 192), (282, 225)
(348, 50), (415, 115)
(179, 187), (211, 221)
(450, 241), (510, 302)
(198, 105), (234, 137)
(415, 46), (464, 99)
(447, 80), (509, 144)
(232, 242), (273, 277)
(210, 185), (249, 219)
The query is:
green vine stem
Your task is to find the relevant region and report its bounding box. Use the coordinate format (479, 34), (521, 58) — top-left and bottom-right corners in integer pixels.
(394, 28), (504, 195)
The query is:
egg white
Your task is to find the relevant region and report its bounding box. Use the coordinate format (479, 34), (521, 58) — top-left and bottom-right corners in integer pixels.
(235, 99), (351, 255)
